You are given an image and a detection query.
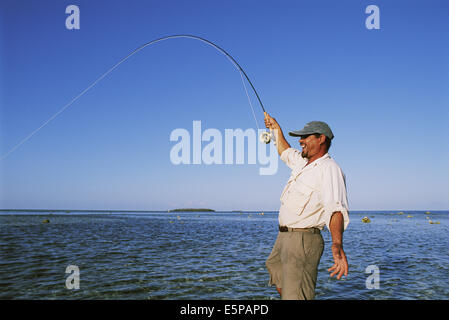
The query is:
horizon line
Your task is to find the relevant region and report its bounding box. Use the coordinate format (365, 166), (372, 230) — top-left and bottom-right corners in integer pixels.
(0, 208), (447, 213)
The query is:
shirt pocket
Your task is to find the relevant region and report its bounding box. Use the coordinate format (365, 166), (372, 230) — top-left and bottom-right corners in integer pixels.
(283, 181), (314, 216)
(279, 168), (303, 200)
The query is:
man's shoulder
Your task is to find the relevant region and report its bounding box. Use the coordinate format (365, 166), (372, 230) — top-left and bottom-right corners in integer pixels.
(320, 154), (344, 171)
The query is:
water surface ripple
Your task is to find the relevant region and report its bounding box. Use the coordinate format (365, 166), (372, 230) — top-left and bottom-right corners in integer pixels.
(1, 211), (448, 299)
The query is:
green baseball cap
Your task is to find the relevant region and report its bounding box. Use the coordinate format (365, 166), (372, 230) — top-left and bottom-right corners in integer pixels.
(288, 121), (334, 140)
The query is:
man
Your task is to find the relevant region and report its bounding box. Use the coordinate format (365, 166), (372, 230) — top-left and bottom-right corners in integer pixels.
(264, 113), (349, 300)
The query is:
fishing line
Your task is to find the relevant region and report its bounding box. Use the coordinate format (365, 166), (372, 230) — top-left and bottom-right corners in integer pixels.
(1, 34), (273, 161)
(238, 69), (275, 144)
(239, 70), (259, 130)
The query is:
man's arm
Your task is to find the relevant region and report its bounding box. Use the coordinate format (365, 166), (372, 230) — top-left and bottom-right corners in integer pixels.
(327, 211), (349, 279)
(264, 112), (290, 156)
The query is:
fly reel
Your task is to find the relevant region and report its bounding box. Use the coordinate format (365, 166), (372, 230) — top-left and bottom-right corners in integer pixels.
(259, 129), (276, 145)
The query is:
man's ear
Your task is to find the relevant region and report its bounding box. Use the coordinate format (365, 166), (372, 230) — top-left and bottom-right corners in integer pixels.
(319, 134), (326, 146)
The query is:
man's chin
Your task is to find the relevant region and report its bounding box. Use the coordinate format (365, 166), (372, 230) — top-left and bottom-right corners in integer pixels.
(301, 151), (308, 158)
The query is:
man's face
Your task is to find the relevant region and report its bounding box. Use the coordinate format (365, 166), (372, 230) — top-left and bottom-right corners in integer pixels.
(299, 134), (321, 159)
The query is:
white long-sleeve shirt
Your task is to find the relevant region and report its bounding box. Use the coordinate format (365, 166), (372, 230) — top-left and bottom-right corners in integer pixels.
(278, 148), (350, 230)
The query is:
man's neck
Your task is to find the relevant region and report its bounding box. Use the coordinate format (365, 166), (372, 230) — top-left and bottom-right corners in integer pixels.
(306, 150), (328, 166)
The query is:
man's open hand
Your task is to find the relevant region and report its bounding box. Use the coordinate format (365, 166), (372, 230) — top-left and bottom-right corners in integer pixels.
(328, 243), (348, 280)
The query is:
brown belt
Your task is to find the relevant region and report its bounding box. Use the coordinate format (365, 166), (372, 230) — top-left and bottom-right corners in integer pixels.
(279, 225), (321, 234)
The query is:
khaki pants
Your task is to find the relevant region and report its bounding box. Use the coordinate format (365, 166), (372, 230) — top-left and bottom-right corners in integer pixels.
(266, 230), (324, 300)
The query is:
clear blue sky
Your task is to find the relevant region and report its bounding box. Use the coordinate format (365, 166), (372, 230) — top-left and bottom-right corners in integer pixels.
(1, 0), (448, 211)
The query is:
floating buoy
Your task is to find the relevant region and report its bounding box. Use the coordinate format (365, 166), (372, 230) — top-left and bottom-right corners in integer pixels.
(397, 212), (404, 215)
(429, 220), (440, 225)
(42, 219), (50, 223)
(362, 216), (371, 223)
(406, 215), (413, 218)
(425, 211), (431, 214)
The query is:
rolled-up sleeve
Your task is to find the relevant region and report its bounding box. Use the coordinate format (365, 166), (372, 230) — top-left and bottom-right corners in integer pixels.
(280, 148), (307, 170)
(321, 163), (350, 231)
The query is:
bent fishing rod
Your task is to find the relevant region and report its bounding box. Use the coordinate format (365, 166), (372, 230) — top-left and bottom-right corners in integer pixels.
(1, 34), (275, 161)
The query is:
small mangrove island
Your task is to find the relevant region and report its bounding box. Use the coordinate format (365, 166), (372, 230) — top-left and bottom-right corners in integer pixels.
(168, 208), (215, 212)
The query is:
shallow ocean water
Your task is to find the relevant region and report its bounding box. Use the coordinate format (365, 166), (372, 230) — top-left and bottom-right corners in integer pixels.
(0, 210), (448, 299)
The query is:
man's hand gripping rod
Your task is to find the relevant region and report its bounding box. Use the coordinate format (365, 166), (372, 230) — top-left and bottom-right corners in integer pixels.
(260, 112), (277, 145)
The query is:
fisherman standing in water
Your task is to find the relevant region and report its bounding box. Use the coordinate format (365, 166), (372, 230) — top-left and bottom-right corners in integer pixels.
(264, 113), (349, 300)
